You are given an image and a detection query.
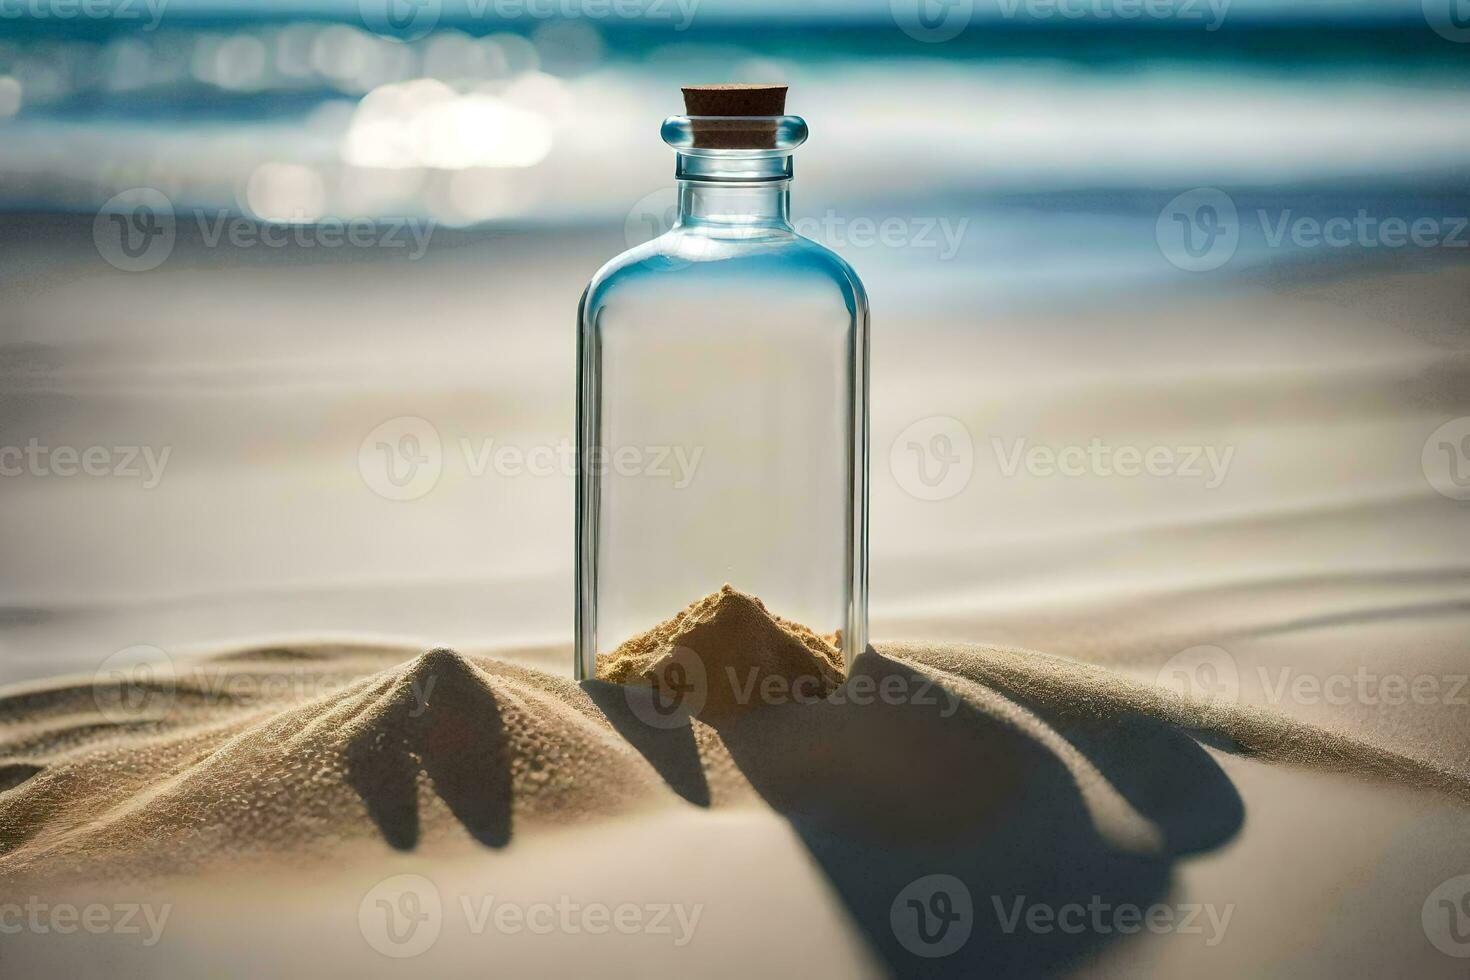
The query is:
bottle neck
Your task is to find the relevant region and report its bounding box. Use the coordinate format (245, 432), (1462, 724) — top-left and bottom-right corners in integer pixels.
(676, 180), (791, 233)
(673, 149), (794, 236)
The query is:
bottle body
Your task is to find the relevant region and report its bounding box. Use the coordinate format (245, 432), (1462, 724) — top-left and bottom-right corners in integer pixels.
(576, 184), (868, 679)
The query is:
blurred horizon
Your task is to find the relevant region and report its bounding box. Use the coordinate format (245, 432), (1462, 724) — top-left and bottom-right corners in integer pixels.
(2, 0), (1469, 225)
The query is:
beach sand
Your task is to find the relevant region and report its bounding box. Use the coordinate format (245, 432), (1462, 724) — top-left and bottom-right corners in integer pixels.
(2, 624), (1468, 976)
(1, 221), (1468, 976)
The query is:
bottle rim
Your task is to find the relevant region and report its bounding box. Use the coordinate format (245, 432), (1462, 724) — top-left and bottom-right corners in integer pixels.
(660, 115), (809, 156)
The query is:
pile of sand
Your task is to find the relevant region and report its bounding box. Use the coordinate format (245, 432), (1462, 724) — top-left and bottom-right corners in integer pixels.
(1, 594), (1466, 884)
(597, 585), (845, 725)
(0, 646), (738, 882)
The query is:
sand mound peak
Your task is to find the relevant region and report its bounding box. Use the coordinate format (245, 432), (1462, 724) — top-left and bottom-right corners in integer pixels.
(397, 645), (481, 693)
(597, 585), (845, 725)
(0, 645), (694, 881)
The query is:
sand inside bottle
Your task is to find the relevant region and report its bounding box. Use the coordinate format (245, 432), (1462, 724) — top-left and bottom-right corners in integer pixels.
(596, 585), (845, 724)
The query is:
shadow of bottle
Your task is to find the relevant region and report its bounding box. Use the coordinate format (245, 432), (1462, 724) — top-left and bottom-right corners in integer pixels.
(593, 647), (1243, 978)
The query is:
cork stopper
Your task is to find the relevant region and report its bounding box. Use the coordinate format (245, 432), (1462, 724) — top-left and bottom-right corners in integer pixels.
(681, 84), (788, 149)
(681, 84), (787, 117)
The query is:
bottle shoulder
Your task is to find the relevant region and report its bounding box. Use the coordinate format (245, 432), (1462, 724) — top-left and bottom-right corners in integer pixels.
(582, 232), (867, 319)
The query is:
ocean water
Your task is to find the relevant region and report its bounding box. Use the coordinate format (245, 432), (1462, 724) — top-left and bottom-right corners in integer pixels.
(3, 15), (1469, 209)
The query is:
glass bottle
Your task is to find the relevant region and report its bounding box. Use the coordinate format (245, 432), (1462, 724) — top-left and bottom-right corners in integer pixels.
(575, 85), (869, 680)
